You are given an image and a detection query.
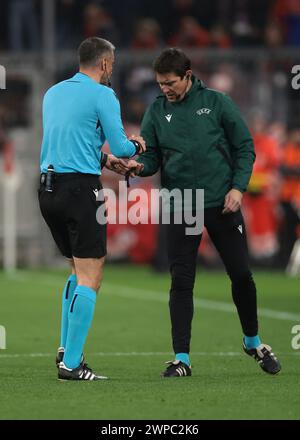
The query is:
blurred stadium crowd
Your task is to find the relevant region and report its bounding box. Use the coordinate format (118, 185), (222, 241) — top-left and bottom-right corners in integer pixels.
(1, 0), (300, 50)
(0, 0), (300, 270)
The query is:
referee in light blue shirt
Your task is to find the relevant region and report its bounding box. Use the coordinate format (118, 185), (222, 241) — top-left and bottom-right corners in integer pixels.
(38, 37), (146, 381)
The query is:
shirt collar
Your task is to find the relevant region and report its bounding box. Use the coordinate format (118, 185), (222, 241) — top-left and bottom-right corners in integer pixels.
(72, 72), (97, 83)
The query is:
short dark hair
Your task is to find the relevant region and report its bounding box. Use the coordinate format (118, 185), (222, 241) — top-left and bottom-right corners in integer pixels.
(78, 37), (115, 68)
(153, 48), (191, 78)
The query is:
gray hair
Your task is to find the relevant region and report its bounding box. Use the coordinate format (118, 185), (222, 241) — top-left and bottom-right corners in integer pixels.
(78, 37), (115, 68)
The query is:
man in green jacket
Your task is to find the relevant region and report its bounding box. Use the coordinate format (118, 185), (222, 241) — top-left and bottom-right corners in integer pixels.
(124, 48), (281, 377)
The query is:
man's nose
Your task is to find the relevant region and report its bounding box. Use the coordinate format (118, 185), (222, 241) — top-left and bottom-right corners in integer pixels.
(161, 85), (170, 93)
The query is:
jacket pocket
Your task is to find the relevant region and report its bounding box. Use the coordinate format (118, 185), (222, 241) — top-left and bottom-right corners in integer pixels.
(220, 209), (243, 231)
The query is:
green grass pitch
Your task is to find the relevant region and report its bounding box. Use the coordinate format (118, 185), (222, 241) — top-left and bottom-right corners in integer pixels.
(0, 265), (300, 420)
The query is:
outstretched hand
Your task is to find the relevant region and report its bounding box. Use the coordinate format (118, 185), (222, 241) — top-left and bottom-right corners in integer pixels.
(104, 155), (130, 174)
(104, 156), (144, 177)
(125, 160), (144, 177)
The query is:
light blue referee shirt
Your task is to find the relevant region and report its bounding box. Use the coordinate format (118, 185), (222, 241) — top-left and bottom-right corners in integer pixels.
(40, 72), (136, 174)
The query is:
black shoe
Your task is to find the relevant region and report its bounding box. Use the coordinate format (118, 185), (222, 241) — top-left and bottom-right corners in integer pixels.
(58, 361), (108, 381)
(161, 360), (192, 377)
(55, 347), (84, 369)
(243, 340), (281, 375)
(55, 347), (65, 368)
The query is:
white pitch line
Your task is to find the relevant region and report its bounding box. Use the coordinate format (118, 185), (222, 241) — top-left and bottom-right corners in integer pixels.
(5, 272), (300, 322)
(0, 351), (299, 359)
(103, 284), (300, 322)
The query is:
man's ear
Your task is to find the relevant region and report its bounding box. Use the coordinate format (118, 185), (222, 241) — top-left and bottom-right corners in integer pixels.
(185, 70), (192, 81)
(101, 59), (107, 71)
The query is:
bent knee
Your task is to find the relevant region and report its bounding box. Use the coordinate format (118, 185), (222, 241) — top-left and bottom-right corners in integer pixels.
(231, 271), (255, 287)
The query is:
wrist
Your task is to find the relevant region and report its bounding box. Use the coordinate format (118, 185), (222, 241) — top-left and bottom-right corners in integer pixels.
(100, 152), (108, 169)
(232, 187), (244, 194)
(130, 140), (142, 155)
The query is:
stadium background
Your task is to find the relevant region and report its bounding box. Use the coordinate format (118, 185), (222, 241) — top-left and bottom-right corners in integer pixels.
(0, 0), (300, 421)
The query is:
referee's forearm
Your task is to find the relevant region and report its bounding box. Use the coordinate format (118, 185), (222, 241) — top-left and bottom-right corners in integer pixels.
(109, 138), (136, 158)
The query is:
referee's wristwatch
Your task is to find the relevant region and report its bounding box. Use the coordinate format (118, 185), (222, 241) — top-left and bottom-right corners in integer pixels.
(100, 152), (108, 169)
(130, 140), (143, 155)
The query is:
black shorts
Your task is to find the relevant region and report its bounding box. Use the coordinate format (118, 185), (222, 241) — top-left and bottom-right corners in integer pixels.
(38, 173), (106, 259)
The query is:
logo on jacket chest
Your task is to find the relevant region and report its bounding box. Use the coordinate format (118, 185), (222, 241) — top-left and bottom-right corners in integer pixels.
(164, 108), (212, 123)
(196, 108), (212, 116)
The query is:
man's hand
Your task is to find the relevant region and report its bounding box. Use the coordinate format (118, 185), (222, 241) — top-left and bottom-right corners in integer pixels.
(105, 155), (130, 174)
(126, 159), (144, 177)
(222, 189), (243, 214)
(129, 134), (146, 154)
(109, 159), (144, 177)
(104, 156), (144, 177)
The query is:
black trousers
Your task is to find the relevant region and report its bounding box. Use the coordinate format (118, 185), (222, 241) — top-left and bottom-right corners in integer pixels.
(279, 202), (300, 268)
(167, 206), (258, 354)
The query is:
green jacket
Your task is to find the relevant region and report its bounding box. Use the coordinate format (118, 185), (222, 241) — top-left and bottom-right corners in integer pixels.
(138, 76), (255, 208)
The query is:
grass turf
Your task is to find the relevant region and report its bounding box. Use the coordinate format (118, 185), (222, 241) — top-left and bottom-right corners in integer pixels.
(0, 265), (299, 420)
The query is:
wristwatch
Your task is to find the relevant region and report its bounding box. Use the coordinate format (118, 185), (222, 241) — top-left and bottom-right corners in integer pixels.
(100, 152), (108, 169)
